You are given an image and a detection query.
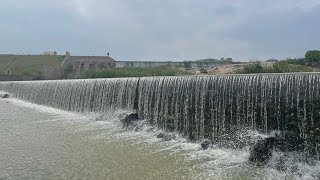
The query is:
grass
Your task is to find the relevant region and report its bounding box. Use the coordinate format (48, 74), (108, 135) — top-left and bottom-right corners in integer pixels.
(0, 55), (14, 72)
(0, 55), (62, 76)
(236, 61), (314, 74)
(77, 66), (192, 79)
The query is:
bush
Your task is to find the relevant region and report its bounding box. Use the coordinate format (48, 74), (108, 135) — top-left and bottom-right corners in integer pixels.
(236, 62), (266, 74)
(283, 58), (308, 65)
(236, 61), (313, 74)
(271, 61), (312, 73)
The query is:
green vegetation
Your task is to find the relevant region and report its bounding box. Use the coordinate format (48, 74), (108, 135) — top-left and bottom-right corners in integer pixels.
(78, 66), (191, 79)
(237, 49), (320, 74)
(0, 55), (62, 76)
(282, 58), (308, 65)
(283, 50), (320, 66)
(305, 50), (320, 62)
(236, 61), (313, 74)
(0, 55), (14, 72)
(193, 58), (221, 63)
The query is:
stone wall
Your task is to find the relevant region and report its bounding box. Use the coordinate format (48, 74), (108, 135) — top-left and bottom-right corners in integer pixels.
(61, 56), (116, 76)
(116, 61), (224, 69)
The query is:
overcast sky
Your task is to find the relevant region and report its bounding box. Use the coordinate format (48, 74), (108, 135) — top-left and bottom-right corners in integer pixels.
(0, 0), (319, 61)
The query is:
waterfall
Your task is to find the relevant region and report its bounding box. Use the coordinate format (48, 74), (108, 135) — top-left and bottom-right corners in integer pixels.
(1, 74), (320, 153)
(135, 74), (319, 143)
(0, 78), (139, 112)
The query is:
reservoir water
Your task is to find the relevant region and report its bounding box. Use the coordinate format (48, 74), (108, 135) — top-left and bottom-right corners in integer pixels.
(1, 97), (319, 180)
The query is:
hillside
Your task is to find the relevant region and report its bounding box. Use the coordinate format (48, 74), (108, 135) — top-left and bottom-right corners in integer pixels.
(0, 55), (62, 76)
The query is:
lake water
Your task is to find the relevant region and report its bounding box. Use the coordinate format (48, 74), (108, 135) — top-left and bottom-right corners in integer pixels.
(0, 97), (319, 180)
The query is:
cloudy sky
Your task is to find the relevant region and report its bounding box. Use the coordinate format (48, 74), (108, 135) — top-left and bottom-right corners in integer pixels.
(0, 0), (319, 61)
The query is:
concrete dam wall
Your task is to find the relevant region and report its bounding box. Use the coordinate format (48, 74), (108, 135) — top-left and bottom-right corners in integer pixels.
(116, 61), (224, 68)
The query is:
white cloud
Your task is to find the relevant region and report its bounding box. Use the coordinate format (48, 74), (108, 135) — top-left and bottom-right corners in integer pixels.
(296, 0), (320, 12)
(71, 0), (90, 17)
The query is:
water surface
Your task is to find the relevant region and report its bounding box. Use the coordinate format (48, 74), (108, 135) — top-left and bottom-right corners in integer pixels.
(0, 99), (192, 179)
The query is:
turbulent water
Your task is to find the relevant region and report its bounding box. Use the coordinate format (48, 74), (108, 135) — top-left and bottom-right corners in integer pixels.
(1, 74), (320, 179)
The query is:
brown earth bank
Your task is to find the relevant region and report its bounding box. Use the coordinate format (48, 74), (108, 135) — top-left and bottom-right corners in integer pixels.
(183, 64), (245, 75)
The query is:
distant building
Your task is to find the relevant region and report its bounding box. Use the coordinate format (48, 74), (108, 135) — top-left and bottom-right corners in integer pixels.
(60, 52), (116, 76)
(43, 51), (57, 56)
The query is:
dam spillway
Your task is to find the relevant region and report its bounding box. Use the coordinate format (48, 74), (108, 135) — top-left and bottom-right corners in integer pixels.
(0, 74), (319, 150)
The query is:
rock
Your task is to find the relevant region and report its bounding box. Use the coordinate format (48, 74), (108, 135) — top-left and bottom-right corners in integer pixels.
(157, 133), (175, 141)
(1, 94), (9, 98)
(276, 156), (287, 171)
(201, 140), (211, 150)
(157, 133), (165, 138)
(119, 113), (140, 128)
(305, 157), (317, 166)
(200, 68), (208, 74)
(249, 137), (275, 166)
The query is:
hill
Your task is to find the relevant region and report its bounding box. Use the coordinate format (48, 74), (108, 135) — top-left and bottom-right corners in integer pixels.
(0, 55), (63, 76)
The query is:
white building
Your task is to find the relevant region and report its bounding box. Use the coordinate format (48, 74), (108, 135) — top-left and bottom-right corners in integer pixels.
(43, 51), (57, 55)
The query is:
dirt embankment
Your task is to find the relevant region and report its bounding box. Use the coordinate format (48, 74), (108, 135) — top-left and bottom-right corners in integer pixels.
(183, 64), (245, 75)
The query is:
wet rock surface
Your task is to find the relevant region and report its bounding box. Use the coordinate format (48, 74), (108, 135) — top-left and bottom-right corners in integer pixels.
(157, 133), (176, 141)
(249, 137), (275, 166)
(201, 140), (211, 150)
(119, 113), (140, 129)
(1, 94), (9, 98)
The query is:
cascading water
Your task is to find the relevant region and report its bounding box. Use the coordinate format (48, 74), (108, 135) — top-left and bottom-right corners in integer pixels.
(0, 78), (139, 112)
(0, 74), (319, 157)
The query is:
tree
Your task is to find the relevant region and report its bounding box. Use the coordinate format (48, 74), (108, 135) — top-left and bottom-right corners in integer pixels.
(305, 50), (320, 62)
(225, 58), (233, 63)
